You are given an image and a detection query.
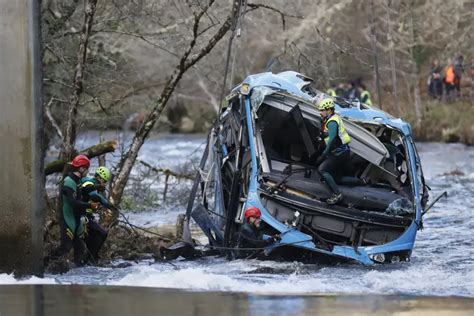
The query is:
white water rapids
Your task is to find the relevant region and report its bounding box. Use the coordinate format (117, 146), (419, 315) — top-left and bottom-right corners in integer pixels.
(1, 133), (473, 297)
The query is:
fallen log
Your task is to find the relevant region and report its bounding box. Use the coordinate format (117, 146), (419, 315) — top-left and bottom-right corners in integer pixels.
(137, 159), (195, 180)
(45, 140), (118, 175)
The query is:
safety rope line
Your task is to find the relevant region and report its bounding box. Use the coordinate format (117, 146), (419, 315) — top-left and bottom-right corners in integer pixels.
(196, 239), (314, 251)
(117, 219), (177, 242)
(117, 217), (316, 252)
(111, 205), (329, 253)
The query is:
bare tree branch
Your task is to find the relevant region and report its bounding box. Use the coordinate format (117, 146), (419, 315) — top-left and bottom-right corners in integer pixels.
(138, 160), (194, 180)
(46, 0), (80, 35)
(92, 29), (180, 57)
(63, 0), (98, 160)
(44, 98), (65, 144)
(246, 3), (303, 30)
(110, 0), (231, 205)
(44, 77), (73, 89)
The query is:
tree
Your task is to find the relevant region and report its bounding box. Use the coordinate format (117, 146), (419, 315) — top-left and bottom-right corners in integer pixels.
(109, 0), (303, 204)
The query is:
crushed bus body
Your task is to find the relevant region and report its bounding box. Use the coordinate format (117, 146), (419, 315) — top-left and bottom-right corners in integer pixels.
(181, 71), (430, 265)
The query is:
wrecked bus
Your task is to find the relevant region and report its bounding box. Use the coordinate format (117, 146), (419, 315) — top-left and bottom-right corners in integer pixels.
(183, 71), (433, 265)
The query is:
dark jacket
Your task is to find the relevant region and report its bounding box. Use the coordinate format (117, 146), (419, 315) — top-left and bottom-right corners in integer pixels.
(62, 172), (92, 236)
(80, 176), (111, 215)
(234, 223), (273, 258)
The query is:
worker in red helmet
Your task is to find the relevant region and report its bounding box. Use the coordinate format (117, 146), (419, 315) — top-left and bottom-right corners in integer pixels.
(234, 206), (280, 259)
(49, 154), (102, 267)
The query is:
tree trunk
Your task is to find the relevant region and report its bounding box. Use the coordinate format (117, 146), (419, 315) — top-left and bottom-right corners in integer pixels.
(386, 2), (400, 117)
(368, 0), (382, 108)
(45, 140), (118, 175)
(409, 0), (423, 130)
(413, 79), (423, 129)
(62, 0), (98, 161)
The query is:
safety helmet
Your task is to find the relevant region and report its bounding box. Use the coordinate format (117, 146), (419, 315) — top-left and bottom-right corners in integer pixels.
(70, 154), (90, 168)
(244, 206), (262, 221)
(95, 166), (111, 182)
(318, 98), (335, 111)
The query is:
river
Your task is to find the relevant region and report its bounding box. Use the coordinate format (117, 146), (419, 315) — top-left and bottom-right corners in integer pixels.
(1, 133), (473, 298)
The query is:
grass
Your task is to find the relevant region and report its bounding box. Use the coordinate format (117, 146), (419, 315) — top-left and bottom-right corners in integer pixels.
(404, 100), (474, 145)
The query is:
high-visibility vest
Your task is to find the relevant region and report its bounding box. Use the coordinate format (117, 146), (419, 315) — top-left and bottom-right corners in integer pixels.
(80, 177), (97, 215)
(326, 88), (336, 97)
(445, 66), (455, 84)
(323, 114), (351, 145)
(361, 90), (372, 106)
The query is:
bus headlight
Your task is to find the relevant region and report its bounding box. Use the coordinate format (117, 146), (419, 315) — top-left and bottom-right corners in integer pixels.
(369, 253), (385, 263)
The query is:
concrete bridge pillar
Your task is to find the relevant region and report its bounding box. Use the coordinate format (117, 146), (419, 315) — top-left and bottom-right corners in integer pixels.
(0, 0), (44, 276)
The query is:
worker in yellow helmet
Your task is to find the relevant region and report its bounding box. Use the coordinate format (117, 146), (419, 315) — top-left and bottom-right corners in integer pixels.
(316, 98), (351, 205)
(326, 86), (337, 97)
(359, 83), (372, 106)
(79, 166), (113, 264)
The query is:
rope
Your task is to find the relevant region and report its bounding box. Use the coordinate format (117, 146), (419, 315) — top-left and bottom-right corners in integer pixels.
(117, 219), (178, 243)
(117, 215), (316, 252)
(110, 206), (324, 254)
(196, 238), (314, 251)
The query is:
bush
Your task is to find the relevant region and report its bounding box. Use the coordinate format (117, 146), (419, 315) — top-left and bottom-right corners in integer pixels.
(407, 100), (474, 145)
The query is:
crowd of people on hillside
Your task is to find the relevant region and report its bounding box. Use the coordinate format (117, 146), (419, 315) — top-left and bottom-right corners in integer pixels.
(428, 54), (473, 102)
(326, 80), (373, 106)
(325, 54), (473, 106)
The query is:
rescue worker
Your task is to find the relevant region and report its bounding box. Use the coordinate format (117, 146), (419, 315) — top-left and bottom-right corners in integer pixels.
(428, 59), (443, 99)
(444, 59), (456, 101)
(359, 83), (372, 105)
(50, 155), (100, 266)
(335, 83), (347, 98)
(316, 98), (351, 205)
(80, 166), (113, 263)
(346, 81), (359, 100)
(453, 54), (464, 97)
(326, 86), (337, 97)
(234, 207), (280, 258)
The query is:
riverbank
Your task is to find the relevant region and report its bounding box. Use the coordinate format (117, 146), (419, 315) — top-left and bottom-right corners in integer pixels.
(409, 100), (474, 145)
(85, 99), (473, 145)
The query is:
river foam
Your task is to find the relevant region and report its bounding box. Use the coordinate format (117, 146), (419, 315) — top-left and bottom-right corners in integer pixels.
(32, 138), (474, 297)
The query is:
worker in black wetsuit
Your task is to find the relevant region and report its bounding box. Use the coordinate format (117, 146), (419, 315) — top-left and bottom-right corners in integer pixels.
(316, 98), (351, 205)
(80, 166), (113, 264)
(234, 206), (280, 258)
(49, 155), (100, 266)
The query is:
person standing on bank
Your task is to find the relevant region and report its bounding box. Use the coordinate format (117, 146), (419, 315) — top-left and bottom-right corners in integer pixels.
(316, 98), (351, 205)
(359, 83), (373, 105)
(428, 59), (443, 100)
(50, 154), (100, 266)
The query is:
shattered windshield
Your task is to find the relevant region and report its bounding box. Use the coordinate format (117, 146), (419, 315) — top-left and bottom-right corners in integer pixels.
(250, 86), (278, 109)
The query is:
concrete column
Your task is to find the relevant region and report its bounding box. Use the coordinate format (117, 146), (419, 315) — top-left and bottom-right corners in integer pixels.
(0, 0), (44, 276)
